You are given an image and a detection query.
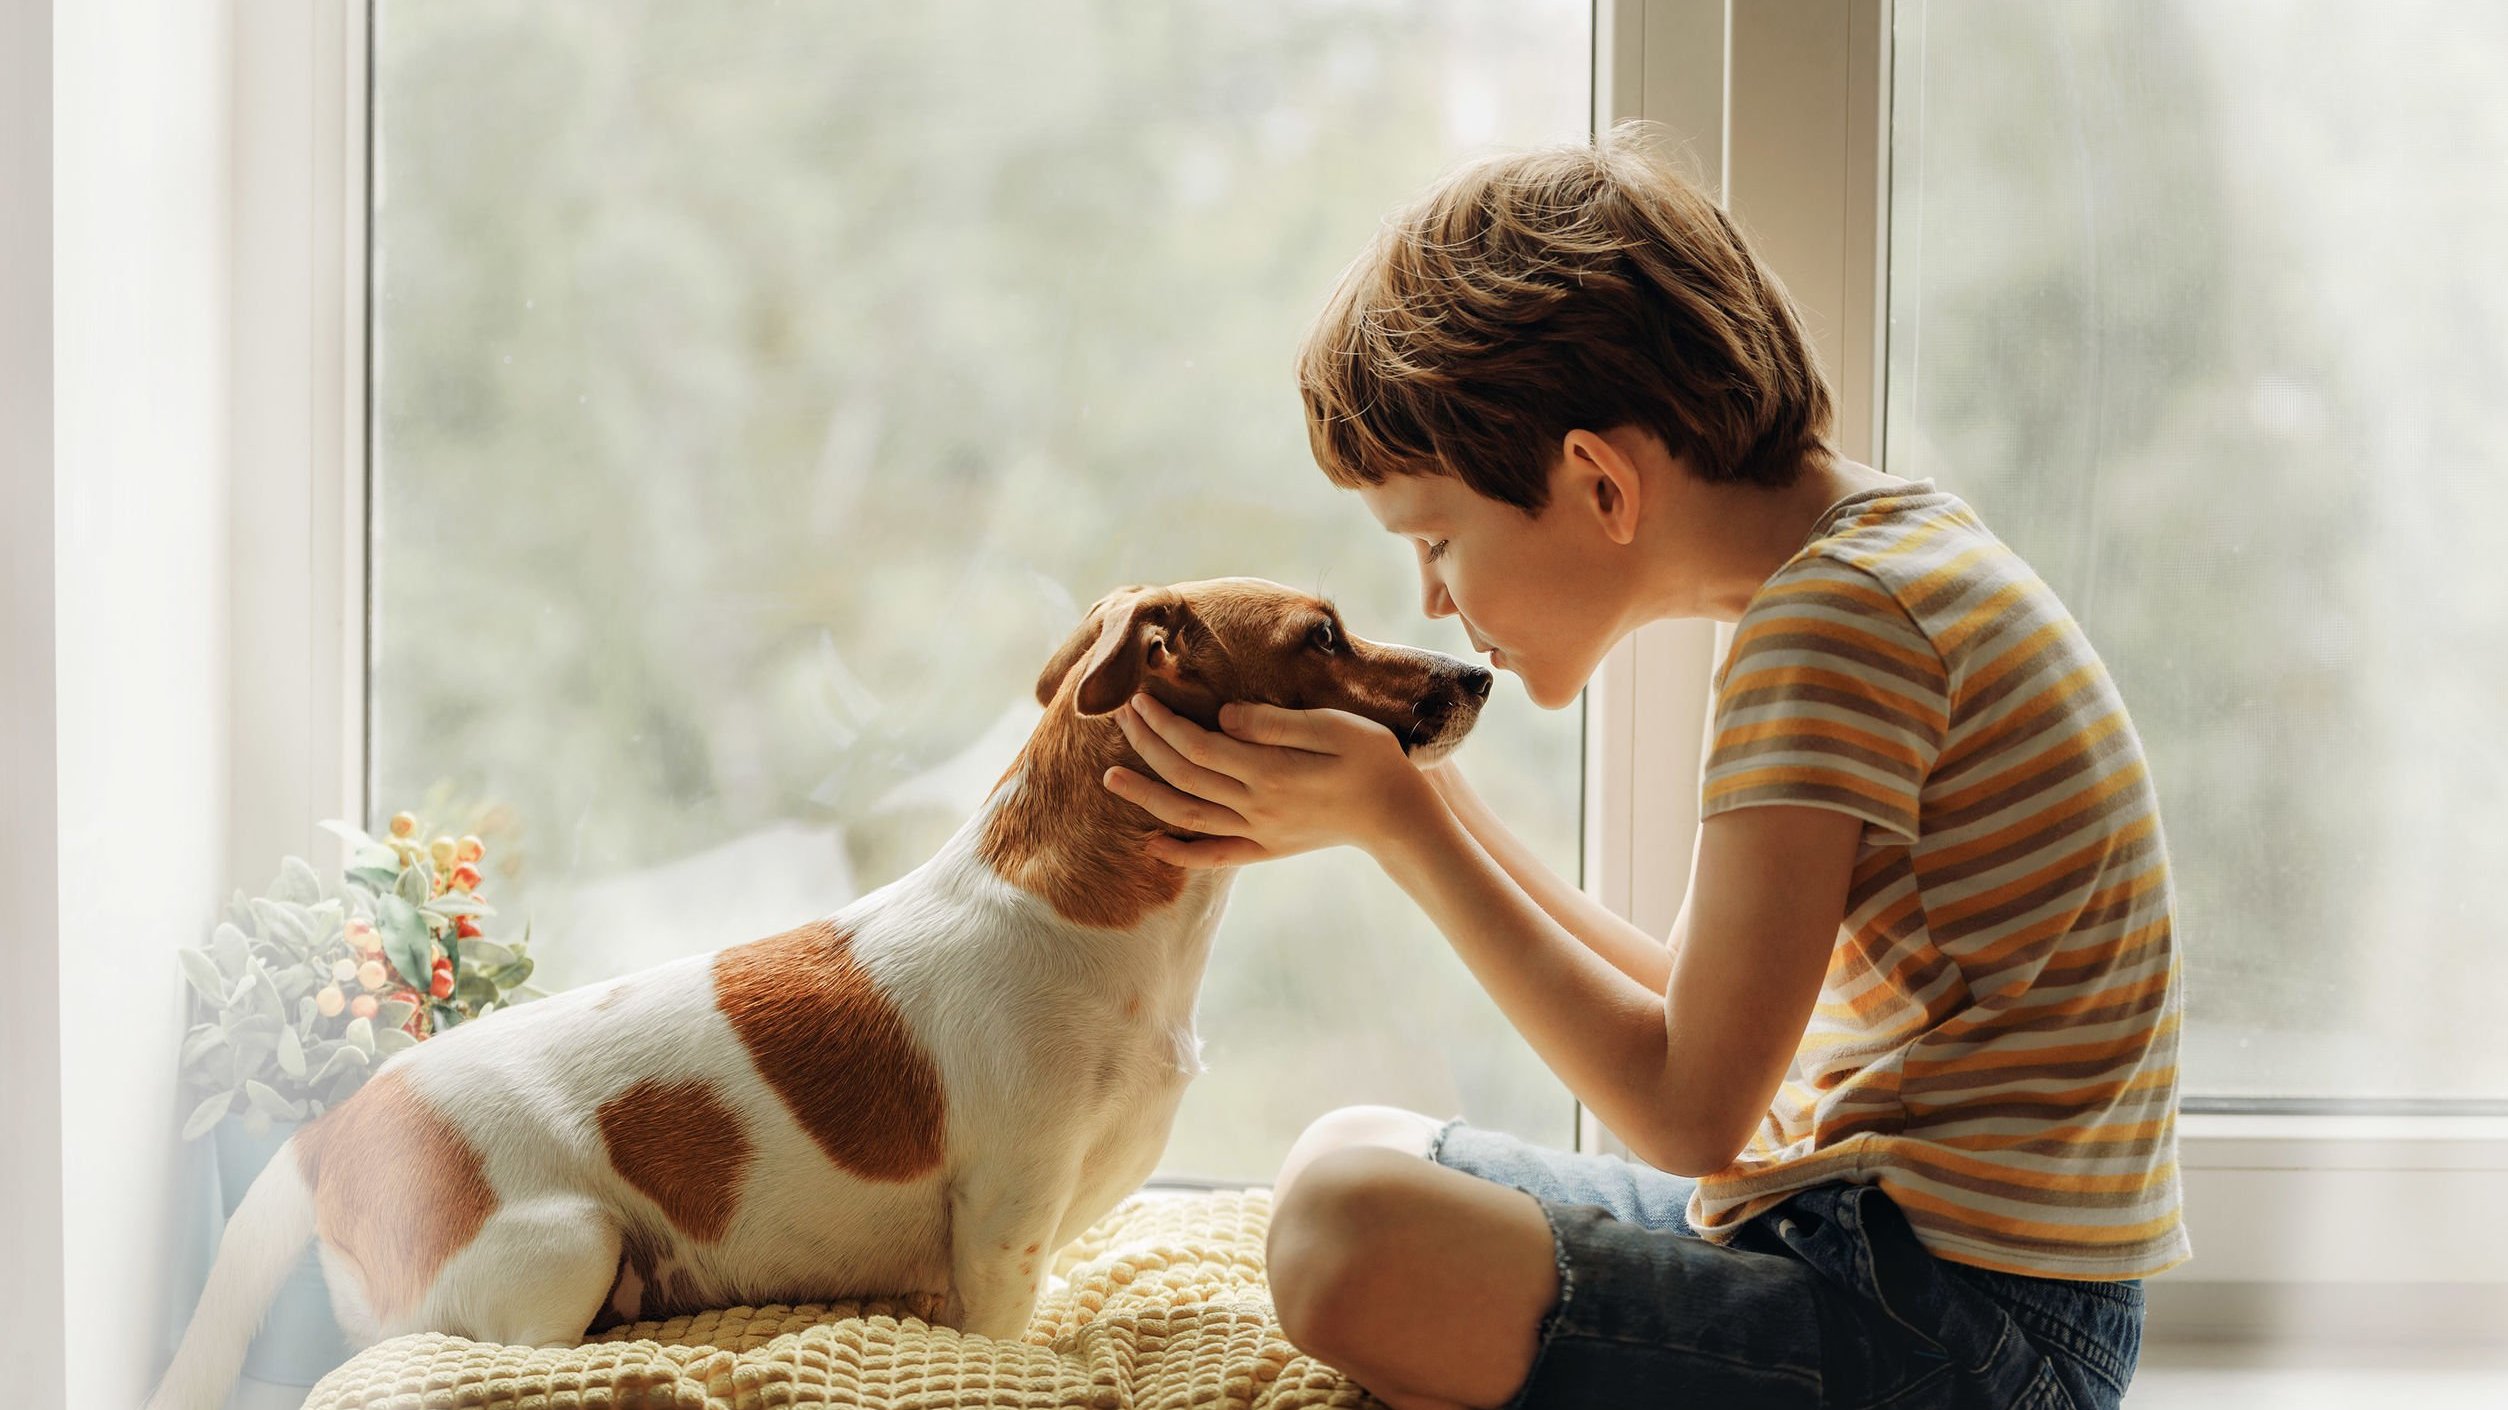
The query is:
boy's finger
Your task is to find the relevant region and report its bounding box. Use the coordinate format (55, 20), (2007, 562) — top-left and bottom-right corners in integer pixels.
(1144, 834), (1264, 869)
(1215, 701), (1331, 752)
(1131, 692), (1266, 774)
(1115, 702), (1246, 805)
(1102, 766), (1250, 839)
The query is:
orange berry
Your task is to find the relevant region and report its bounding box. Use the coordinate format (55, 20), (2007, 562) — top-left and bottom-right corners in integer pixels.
(349, 994), (379, 1020)
(357, 959), (389, 992)
(450, 863), (482, 891)
(389, 812), (417, 838)
(315, 985), (346, 1018)
(430, 969), (455, 1000)
(428, 836), (457, 869)
(457, 835), (484, 863)
(331, 957), (357, 983)
(456, 915), (482, 938)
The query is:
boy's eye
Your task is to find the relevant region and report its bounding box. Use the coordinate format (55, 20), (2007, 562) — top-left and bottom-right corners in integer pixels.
(1425, 539), (1450, 562)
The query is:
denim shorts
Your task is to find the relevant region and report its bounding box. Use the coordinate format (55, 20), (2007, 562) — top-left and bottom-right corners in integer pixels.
(1430, 1119), (2144, 1410)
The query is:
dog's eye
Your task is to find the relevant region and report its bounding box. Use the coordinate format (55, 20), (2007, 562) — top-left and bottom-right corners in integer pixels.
(1307, 621), (1339, 654)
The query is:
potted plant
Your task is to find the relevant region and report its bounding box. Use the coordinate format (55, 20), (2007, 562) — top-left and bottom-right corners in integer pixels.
(170, 810), (544, 1388)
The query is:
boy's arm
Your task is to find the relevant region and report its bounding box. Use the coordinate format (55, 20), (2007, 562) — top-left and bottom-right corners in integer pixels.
(1102, 692), (1855, 1175)
(1422, 760), (1680, 993)
(1374, 793), (1860, 1177)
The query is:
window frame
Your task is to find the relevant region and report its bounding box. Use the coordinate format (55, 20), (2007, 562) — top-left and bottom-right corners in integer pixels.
(238, 0), (2508, 1336)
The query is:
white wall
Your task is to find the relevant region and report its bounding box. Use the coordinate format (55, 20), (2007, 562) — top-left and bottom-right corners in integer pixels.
(52, 1), (237, 1404)
(2, 0), (68, 1404)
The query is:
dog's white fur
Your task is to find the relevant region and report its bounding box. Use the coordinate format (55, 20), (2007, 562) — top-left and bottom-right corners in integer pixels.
(148, 578), (1484, 1410)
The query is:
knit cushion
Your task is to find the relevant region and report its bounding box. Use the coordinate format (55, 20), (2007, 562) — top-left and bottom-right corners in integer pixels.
(302, 1188), (1375, 1408)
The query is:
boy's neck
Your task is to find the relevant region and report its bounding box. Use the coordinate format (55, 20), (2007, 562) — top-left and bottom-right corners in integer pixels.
(1674, 454), (1903, 622)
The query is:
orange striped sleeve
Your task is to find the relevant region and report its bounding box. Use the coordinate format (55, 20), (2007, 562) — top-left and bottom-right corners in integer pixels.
(1704, 557), (1949, 844)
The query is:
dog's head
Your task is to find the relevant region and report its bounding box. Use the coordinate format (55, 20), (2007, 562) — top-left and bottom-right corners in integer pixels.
(1034, 578), (1491, 762)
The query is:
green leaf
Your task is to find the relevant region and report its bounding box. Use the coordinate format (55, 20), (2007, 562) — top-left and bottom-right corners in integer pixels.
(272, 856), (322, 906)
(227, 1030), (277, 1078)
(297, 995), (317, 1032)
(179, 1024), (229, 1068)
(178, 950), (226, 1007)
(248, 958), (288, 1025)
(318, 818), (374, 849)
(350, 843), (401, 873)
(343, 1016), (375, 1057)
(454, 972), (498, 1007)
(395, 862), (430, 908)
(181, 1092), (233, 1141)
(424, 894), (492, 919)
(458, 938), (518, 971)
(489, 957), (534, 990)
(209, 923), (250, 979)
(276, 1025), (306, 1079)
(243, 1079), (295, 1119)
(376, 895), (433, 991)
(508, 984), (550, 1003)
(376, 998), (417, 1030)
(432, 1003), (462, 1033)
(373, 1028), (418, 1058)
(249, 898), (312, 956)
(310, 1044), (369, 1086)
(345, 865), (400, 894)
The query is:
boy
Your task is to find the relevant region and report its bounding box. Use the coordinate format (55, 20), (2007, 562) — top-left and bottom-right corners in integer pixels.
(1099, 123), (2184, 1410)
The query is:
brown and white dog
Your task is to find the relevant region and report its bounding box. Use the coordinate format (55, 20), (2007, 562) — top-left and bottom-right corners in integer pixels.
(149, 577), (1490, 1410)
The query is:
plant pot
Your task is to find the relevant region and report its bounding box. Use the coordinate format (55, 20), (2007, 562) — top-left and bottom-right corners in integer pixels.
(202, 1116), (357, 1387)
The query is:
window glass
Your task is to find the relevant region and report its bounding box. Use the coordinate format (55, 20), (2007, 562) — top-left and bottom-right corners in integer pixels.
(1888, 0), (2508, 1101)
(369, 0), (1592, 1177)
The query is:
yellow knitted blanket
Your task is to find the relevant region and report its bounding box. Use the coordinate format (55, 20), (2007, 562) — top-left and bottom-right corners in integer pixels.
(303, 1188), (1377, 1409)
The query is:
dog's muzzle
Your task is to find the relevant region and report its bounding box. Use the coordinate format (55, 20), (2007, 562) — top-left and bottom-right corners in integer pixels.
(1404, 664), (1494, 758)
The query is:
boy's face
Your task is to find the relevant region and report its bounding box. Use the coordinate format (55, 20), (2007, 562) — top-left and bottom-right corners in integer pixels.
(1357, 453), (1638, 711)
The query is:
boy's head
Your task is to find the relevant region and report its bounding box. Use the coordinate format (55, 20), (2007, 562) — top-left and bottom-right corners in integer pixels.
(1298, 122), (1834, 707)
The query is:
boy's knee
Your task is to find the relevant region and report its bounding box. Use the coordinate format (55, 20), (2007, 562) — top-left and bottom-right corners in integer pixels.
(1275, 1104), (1444, 1201)
(1267, 1145), (1423, 1356)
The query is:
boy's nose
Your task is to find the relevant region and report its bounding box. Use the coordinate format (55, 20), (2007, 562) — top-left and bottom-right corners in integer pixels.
(1420, 575), (1454, 620)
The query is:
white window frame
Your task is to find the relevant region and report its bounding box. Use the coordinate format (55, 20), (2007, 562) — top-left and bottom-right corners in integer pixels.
(233, 0), (2508, 1344)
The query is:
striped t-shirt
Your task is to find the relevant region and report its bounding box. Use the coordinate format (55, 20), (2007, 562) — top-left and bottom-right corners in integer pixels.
(1689, 479), (2189, 1280)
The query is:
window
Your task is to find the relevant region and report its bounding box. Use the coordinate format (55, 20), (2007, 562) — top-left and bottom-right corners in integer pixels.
(367, 0), (1593, 1180)
(1886, 0), (2508, 1105)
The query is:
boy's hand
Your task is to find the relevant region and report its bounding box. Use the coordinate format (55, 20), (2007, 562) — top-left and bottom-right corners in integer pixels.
(1102, 692), (1440, 867)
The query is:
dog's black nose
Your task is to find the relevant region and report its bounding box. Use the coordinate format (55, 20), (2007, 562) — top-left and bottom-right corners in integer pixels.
(1460, 667), (1493, 700)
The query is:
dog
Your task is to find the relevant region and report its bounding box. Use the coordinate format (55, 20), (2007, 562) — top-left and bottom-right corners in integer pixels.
(148, 577), (1491, 1409)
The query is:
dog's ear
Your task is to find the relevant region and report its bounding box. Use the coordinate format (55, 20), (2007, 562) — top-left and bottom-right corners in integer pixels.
(1034, 587), (1182, 714)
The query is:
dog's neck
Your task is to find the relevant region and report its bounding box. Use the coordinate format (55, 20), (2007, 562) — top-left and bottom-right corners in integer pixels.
(975, 693), (1221, 932)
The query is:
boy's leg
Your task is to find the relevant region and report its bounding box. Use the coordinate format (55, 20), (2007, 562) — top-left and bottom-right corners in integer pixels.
(1272, 1103), (1446, 1201)
(1268, 1144), (1559, 1410)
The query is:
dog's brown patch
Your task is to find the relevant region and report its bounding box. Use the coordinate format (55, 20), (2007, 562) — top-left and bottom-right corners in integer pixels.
(292, 1068), (497, 1325)
(714, 920), (946, 1181)
(597, 1077), (754, 1243)
(978, 716), (1187, 930)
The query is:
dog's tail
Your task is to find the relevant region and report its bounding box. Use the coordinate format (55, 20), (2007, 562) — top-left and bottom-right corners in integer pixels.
(144, 1135), (320, 1410)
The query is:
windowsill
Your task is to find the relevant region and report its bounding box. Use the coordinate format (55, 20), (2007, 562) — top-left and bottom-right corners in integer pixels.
(2179, 1112), (2508, 1170)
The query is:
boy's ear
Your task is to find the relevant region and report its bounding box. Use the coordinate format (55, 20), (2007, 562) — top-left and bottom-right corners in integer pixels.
(1564, 428), (1644, 546)
(1035, 586), (1185, 714)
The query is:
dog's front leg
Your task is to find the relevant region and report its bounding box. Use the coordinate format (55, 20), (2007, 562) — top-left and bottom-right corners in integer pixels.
(940, 1154), (1081, 1342)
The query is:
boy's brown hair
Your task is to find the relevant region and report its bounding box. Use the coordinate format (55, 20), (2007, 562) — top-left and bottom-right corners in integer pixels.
(1298, 121), (1833, 513)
